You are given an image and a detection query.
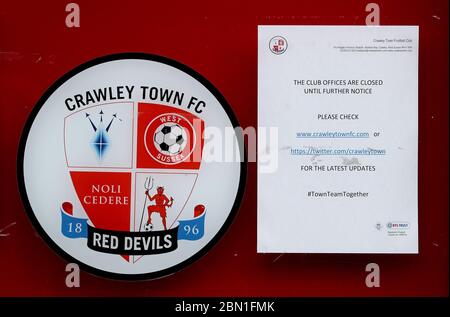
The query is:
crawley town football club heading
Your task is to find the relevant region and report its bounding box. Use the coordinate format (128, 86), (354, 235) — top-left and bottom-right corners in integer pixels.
(64, 85), (207, 114)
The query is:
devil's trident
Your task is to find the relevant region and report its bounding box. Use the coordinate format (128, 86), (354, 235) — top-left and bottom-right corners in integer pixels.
(139, 176), (154, 232)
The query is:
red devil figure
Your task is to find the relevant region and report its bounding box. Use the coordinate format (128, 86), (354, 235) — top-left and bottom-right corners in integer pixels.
(145, 186), (174, 230)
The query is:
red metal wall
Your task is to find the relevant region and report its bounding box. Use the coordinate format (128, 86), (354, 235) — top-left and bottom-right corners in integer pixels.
(0, 0), (448, 296)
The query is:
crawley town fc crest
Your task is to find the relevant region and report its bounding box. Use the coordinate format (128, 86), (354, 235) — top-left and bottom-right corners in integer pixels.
(18, 54), (245, 279)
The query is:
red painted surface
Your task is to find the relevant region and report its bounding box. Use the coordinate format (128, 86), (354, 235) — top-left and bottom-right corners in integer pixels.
(0, 0), (447, 296)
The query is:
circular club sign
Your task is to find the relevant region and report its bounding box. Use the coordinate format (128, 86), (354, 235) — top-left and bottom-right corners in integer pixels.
(18, 53), (246, 280)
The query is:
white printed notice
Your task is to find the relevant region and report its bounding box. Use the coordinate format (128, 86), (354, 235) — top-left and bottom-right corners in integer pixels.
(257, 26), (418, 253)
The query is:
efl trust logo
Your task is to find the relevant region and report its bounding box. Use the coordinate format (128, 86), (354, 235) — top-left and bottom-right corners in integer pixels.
(387, 222), (410, 230)
(18, 53), (246, 280)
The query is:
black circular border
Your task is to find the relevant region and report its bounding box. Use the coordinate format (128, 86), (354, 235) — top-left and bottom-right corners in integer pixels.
(17, 53), (247, 281)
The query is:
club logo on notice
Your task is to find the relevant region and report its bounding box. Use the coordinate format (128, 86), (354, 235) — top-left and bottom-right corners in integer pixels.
(269, 36), (288, 55)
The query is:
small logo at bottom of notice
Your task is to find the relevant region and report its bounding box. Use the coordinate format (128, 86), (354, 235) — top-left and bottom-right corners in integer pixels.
(387, 222), (410, 230)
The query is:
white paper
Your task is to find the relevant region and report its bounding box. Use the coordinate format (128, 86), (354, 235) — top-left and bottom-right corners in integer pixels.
(258, 26), (418, 253)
